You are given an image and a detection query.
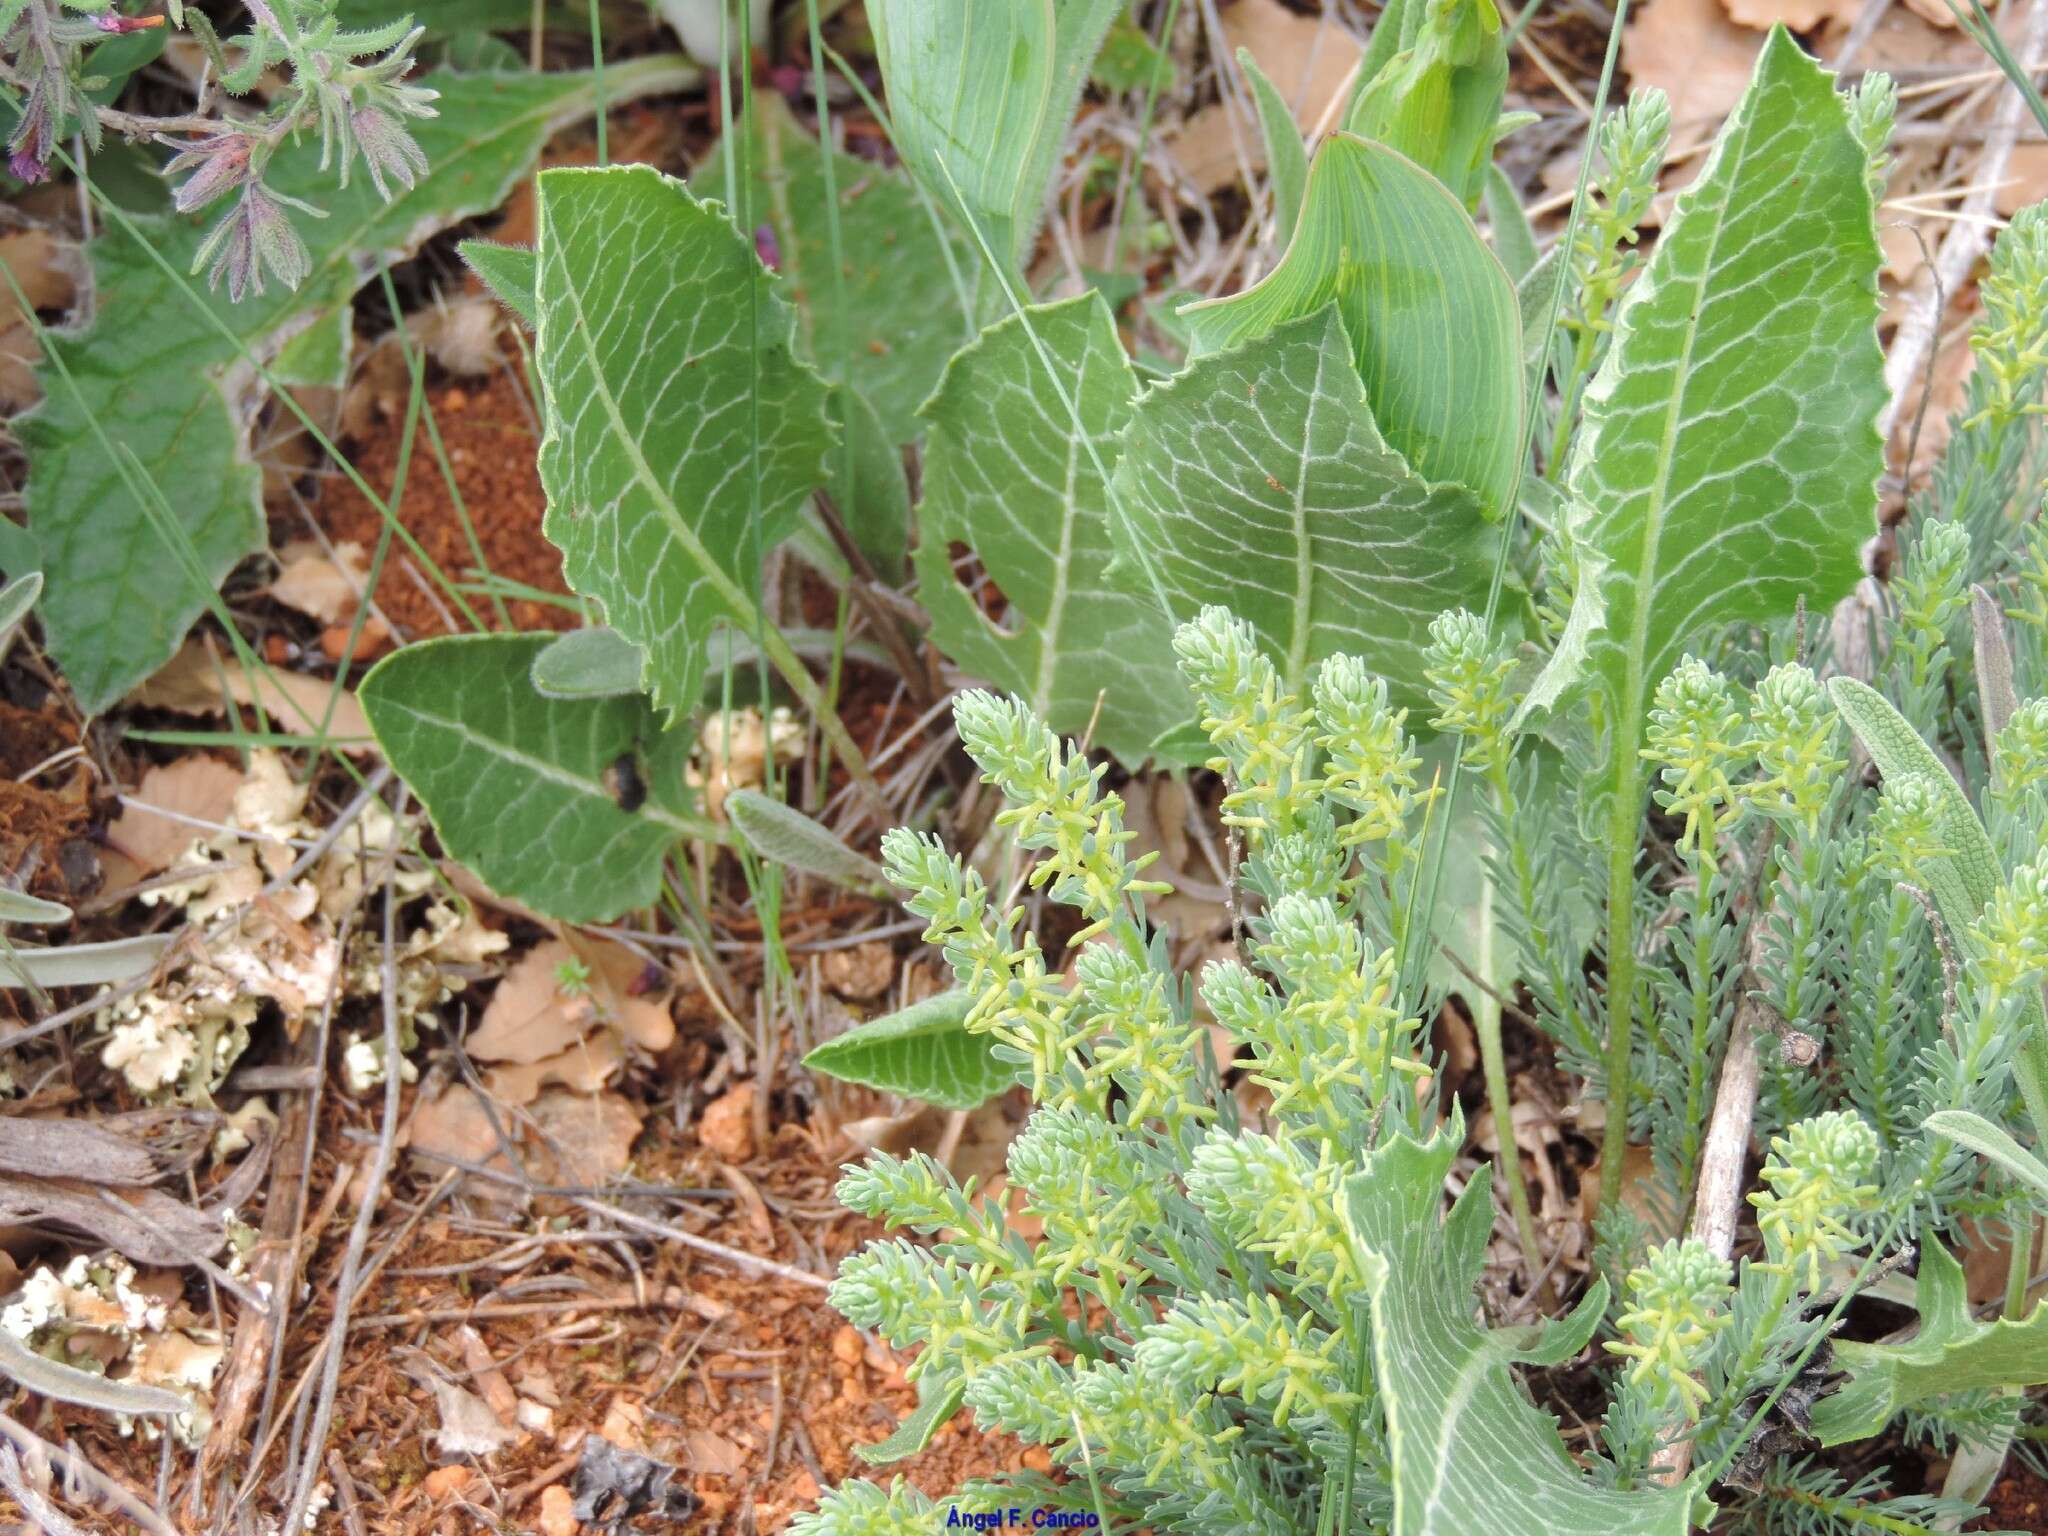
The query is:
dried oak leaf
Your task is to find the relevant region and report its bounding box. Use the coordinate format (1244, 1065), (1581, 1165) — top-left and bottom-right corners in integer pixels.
(1623, 0), (1760, 132)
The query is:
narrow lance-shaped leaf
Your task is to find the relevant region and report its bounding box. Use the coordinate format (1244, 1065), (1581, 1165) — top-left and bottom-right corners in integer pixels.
(1238, 48), (1309, 252)
(1181, 133), (1523, 519)
(869, 0), (1123, 271)
(916, 292), (1192, 764)
(1527, 30), (1884, 778)
(360, 634), (704, 924)
(727, 789), (888, 892)
(533, 164), (834, 724)
(20, 63), (689, 714)
(803, 991), (1020, 1113)
(693, 94), (969, 444)
(1344, 1121), (1705, 1534)
(1113, 307), (1494, 703)
(1812, 1238), (2048, 1445)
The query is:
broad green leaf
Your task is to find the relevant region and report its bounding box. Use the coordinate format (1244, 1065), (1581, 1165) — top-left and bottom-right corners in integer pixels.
(533, 164), (835, 725)
(1923, 1110), (2048, 1207)
(1182, 134), (1522, 518)
(269, 305), (352, 391)
(530, 627), (645, 700)
(1531, 32), (1883, 783)
(1342, 0), (1507, 211)
(20, 65), (683, 714)
(869, 0), (1123, 270)
(0, 932), (172, 989)
(1345, 1122), (1704, 1534)
(1239, 48), (1309, 252)
(727, 789), (888, 891)
(460, 239), (537, 326)
(803, 991), (1020, 1111)
(1114, 307), (1494, 703)
(694, 94), (970, 443)
(359, 633), (703, 924)
(915, 292), (1191, 764)
(857, 1375), (967, 1465)
(1812, 1238), (2048, 1445)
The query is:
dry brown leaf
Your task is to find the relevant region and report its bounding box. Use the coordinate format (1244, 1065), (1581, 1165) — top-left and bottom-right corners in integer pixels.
(1999, 143), (2048, 216)
(267, 541), (369, 626)
(683, 1428), (745, 1477)
(427, 1375), (519, 1458)
(0, 230), (77, 413)
(405, 1085), (512, 1173)
(1899, 0), (1959, 24)
(103, 756), (246, 881)
(456, 1324), (520, 1425)
(126, 640), (372, 747)
(1623, 0), (1760, 133)
(482, 1032), (625, 1107)
(822, 939), (895, 1002)
(1721, 0), (1854, 31)
(528, 1090), (641, 1187)
(1168, 0), (1361, 194)
(471, 938), (673, 1066)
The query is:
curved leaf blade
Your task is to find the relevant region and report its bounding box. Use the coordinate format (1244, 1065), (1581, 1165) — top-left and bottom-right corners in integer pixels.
(1813, 1238), (2048, 1446)
(916, 292), (1191, 764)
(533, 164), (834, 725)
(1345, 1122), (1703, 1534)
(360, 633), (702, 923)
(870, 0), (1122, 270)
(728, 789), (887, 891)
(1114, 307), (1494, 702)
(1180, 134), (1522, 517)
(0, 932), (171, 989)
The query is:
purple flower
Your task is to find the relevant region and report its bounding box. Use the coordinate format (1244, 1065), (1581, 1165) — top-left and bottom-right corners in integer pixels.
(94, 12), (166, 32)
(6, 76), (54, 187)
(754, 223), (781, 272)
(350, 105), (427, 200)
(168, 132), (253, 215)
(192, 182), (310, 303)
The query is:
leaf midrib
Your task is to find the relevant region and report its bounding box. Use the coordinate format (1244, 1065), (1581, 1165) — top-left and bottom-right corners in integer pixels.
(375, 694), (699, 838)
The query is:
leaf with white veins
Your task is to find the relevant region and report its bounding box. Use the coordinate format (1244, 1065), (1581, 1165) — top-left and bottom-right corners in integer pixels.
(1531, 30), (1884, 779)
(915, 293), (1191, 764)
(1345, 1120), (1705, 1535)
(1114, 307), (1494, 703)
(360, 633), (703, 924)
(22, 64), (691, 714)
(534, 164), (835, 725)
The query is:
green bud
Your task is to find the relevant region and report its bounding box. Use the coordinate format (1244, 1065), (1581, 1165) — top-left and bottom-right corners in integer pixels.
(1344, 0), (1508, 210)
(1969, 203), (2048, 429)
(1607, 1237), (1733, 1419)
(1748, 662), (1844, 832)
(1642, 656), (1749, 867)
(1748, 1111), (1881, 1292)
(1973, 861), (2048, 991)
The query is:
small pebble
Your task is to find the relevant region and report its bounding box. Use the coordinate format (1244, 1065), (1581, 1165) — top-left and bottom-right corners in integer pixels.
(423, 1465), (475, 1499)
(538, 1483), (578, 1536)
(831, 1325), (864, 1369)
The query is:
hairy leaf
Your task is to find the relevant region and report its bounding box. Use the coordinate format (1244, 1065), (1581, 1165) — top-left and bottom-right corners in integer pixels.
(869, 0), (1123, 270)
(857, 1376), (967, 1465)
(21, 66), (671, 714)
(802, 991), (1018, 1112)
(1114, 307), (1494, 702)
(1924, 1110), (2048, 1206)
(530, 627), (644, 700)
(1345, 1122), (1704, 1534)
(727, 789), (888, 891)
(694, 94), (970, 443)
(460, 238), (537, 326)
(916, 292), (1191, 763)
(1531, 31), (1883, 775)
(1238, 48), (1308, 252)
(533, 164), (834, 724)
(1812, 1238), (2048, 1445)
(1180, 133), (1522, 518)
(360, 634), (702, 924)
